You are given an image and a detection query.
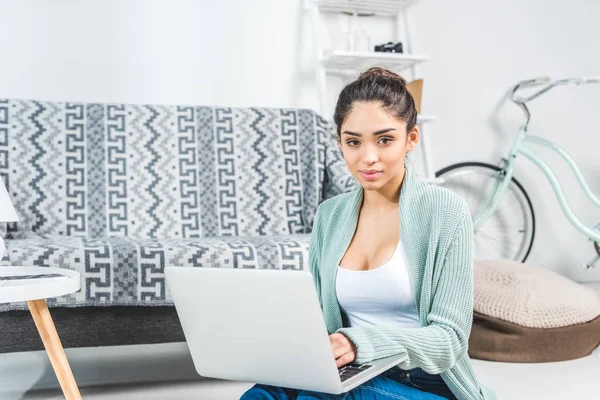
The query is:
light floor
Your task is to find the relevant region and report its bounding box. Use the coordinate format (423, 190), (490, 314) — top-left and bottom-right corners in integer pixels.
(4, 283), (600, 400)
(3, 347), (599, 400)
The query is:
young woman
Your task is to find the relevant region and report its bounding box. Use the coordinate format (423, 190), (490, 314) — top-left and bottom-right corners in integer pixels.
(241, 68), (493, 400)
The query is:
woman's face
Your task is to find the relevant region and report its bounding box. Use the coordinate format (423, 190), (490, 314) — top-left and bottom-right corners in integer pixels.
(338, 101), (419, 192)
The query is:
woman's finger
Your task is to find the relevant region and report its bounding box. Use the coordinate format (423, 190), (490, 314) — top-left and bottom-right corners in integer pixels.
(332, 345), (348, 360)
(330, 333), (350, 349)
(336, 352), (355, 368)
(330, 334), (351, 358)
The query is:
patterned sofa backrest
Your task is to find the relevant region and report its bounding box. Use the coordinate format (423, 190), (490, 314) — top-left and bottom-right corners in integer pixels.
(0, 99), (332, 239)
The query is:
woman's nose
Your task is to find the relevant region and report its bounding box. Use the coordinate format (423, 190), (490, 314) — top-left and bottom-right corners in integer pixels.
(362, 144), (379, 165)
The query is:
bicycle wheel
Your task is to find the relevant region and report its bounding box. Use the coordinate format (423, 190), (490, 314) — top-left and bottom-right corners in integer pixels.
(436, 162), (535, 262)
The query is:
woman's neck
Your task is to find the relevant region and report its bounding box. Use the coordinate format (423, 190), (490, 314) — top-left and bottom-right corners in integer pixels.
(362, 166), (406, 212)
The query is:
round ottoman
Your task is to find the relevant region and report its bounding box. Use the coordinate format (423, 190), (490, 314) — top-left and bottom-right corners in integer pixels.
(469, 259), (600, 363)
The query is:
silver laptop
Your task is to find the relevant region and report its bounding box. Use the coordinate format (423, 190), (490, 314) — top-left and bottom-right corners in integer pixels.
(165, 267), (404, 394)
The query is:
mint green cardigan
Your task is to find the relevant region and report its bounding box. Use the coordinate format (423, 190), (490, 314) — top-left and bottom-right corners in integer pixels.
(309, 169), (495, 400)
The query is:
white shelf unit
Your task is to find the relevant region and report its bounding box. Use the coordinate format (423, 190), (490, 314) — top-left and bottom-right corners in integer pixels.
(316, 0), (422, 16)
(417, 114), (437, 124)
(306, 0), (440, 183)
(322, 50), (429, 75)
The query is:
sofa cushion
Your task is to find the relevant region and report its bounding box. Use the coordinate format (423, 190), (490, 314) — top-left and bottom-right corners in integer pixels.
(474, 259), (600, 328)
(0, 232), (310, 311)
(469, 311), (600, 363)
(0, 100), (327, 239)
(470, 259), (600, 362)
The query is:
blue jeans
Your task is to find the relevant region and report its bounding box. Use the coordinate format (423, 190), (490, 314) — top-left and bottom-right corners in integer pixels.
(240, 366), (457, 399)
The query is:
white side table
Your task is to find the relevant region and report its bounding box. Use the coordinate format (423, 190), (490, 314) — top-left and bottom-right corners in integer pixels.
(0, 266), (82, 400)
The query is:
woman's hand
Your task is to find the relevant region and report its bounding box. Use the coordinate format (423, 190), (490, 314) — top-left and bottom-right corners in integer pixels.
(329, 333), (357, 368)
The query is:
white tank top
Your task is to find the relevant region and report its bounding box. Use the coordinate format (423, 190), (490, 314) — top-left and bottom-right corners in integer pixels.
(336, 241), (421, 328)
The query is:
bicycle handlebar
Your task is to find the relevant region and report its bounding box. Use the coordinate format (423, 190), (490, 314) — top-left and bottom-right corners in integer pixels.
(534, 76), (551, 84)
(511, 75), (599, 128)
(529, 76), (551, 85)
(511, 75), (600, 104)
(581, 76), (600, 83)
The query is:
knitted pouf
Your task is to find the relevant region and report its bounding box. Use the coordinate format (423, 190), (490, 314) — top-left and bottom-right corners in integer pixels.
(469, 259), (600, 363)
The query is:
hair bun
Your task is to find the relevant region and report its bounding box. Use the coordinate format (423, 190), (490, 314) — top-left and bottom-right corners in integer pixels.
(357, 67), (407, 86)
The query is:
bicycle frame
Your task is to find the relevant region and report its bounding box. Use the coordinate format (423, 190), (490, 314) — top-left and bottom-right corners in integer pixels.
(473, 76), (600, 242)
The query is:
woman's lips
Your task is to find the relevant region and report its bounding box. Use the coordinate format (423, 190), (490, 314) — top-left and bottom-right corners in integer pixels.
(359, 171), (382, 181)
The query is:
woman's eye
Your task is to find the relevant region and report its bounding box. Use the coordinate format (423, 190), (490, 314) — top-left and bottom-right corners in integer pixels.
(346, 138), (392, 146)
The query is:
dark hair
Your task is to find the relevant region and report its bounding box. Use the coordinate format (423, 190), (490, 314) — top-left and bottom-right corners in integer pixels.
(333, 67), (417, 137)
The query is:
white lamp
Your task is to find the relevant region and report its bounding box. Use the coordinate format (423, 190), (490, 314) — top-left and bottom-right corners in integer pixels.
(0, 177), (18, 259)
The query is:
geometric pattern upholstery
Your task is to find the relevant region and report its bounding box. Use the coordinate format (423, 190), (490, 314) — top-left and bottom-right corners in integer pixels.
(0, 99), (329, 239)
(323, 125), (358, 200)
(0, 99), (356, 312)
(0, 232), (310, 311)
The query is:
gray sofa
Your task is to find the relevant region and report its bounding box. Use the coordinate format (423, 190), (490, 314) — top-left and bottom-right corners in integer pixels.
(0, 99), (356, 352)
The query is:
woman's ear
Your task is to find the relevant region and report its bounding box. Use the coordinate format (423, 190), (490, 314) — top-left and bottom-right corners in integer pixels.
(406, 125), (420, 152)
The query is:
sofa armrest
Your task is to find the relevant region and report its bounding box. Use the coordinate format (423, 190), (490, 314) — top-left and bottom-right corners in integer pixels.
(323, 127), (357, 200)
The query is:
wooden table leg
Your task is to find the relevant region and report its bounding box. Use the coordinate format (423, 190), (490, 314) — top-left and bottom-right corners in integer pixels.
(27, 299), (82, 400)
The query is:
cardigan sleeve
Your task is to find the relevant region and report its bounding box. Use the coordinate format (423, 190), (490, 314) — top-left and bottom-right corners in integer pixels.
(308, 206), (323, 307)
(336, 209), (474, 374)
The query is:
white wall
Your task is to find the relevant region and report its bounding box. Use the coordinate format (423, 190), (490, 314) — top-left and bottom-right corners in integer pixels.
(1, 0), (599, 282)
(0, 0), (314, 107)
(412, 0), (600, 284)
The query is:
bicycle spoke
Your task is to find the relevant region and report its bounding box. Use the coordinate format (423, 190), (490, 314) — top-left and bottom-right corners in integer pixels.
(478, 244), (497, 260)
(463, 173), (475, 210)
(438, 163), (535, 262)
(476, 231), (517, 244)
(475, 237), (496, 259)
(477, 232), (512, 254)
(476, 231), (523, 256)
(479, 223), (526, 228)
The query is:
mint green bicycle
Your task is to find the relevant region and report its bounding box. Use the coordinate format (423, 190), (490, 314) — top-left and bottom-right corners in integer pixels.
(436, 76), (600, 266)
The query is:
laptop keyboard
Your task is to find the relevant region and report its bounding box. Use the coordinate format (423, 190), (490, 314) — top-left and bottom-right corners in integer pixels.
(338, 363), (374, 382)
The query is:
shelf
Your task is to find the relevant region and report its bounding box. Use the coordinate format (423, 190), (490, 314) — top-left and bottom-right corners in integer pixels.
(324, 115), (435, 124)
(315, 0), (422, 16)
(417, 114), (436, 124)
(322, 50), (429, 74)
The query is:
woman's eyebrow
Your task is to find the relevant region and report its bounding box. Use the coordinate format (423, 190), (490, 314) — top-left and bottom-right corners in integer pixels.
(341, 128), (397, 137)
